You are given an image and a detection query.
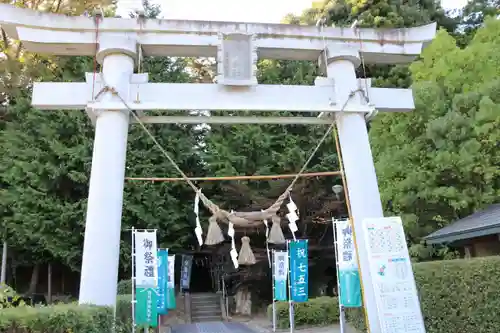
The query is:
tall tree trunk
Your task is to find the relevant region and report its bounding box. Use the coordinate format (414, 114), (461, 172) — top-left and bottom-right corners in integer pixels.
(27, 264), (40, 295)
(0, 241), (6, 284)
(47, 263), (52, 304)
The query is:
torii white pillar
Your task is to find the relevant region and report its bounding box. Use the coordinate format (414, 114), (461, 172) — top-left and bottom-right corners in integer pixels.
(324, 47), (384, 333)
(79, 37), (136, 306)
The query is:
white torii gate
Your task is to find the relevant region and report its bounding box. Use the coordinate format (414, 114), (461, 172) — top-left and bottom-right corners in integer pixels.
(0, 4), (436, 333)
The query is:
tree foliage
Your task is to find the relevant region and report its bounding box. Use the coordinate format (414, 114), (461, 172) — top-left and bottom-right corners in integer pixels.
(0, 0), (115, 273)
(0, 0), (202, 280)
(370, 18), (500, 259)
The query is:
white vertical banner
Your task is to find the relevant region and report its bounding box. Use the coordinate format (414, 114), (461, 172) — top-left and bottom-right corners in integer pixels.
(274, 251), (288, 282)
(167, 255), (176, 289)
(335, 219), (362, 307)
(166, 255), (177, 309)
(336, 220), (359, 271)
(134, 231), (158, 288)
(273, 251), (288, 301)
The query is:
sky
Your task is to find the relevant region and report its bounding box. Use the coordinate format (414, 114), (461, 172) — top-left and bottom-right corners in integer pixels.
(117, 0), (469, 23)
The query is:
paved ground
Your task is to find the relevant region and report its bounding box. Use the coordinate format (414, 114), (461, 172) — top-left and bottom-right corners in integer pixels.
(168, 317), (360, 333)
(235, 316), (359, 333)
(170, 322), (256, 333)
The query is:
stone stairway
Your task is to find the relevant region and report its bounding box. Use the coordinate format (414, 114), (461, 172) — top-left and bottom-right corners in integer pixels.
(190, 293), (223, 323)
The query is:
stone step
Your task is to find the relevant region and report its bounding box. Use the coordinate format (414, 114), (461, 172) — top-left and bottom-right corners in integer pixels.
(191, 299), (220, 306)
(191, 294), (219, 300)
(191, 298), (219, 304)
(191, 305), (220, 313)
(191, 315), (222, 323)
(192, 308), (222, 315)
(189, 293), (222, 323)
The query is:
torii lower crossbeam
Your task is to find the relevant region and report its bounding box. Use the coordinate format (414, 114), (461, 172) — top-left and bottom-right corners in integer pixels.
(32, 75), (414, 118)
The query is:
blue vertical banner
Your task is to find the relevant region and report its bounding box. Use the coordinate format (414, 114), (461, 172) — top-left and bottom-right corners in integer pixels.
(335, 220), (362, 307)
(289, 239), (309, 303)
(156, 249), (169, 314)
(180, 255), (193, 290)
(273, 251), (288, 301)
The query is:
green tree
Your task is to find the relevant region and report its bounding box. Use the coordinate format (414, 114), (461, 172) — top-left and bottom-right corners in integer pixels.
(0, 0), (201, 287)
(370, 19), (500, 259)
(0, 0), (115, 292)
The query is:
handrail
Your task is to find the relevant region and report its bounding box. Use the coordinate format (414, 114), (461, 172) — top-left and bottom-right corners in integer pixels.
(184, 291), (192, 324)
(221, 275), (229, 319)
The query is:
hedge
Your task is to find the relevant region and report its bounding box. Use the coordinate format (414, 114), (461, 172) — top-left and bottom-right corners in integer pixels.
(267, 296), (340, 329)
(346, 256), (500, 333)
(0, 295), (134, 333)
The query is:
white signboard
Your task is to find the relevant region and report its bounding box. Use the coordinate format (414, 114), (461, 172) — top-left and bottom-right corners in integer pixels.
(362, 217), (426, 333)
(134, 231), (158, 288)
(273, 251), (288, 281)
(335, 220), (358, 271)
(167, 255), (175, 288)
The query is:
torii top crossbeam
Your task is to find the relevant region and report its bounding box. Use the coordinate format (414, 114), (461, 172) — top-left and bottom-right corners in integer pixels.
(0, 4), (435, 63)
(0, 4), (436, 125)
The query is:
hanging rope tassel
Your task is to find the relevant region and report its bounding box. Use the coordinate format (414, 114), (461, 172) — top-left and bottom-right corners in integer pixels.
(194, 190), (204, 246)
(263, 215), (271, 268)
(205, 215), (225, 245)
(228, 222), (239, 269)
(238, 236), (256, 265)
(268, 215), (286, 244)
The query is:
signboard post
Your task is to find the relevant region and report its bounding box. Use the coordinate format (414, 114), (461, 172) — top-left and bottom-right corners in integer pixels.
(288, 239), (309, 333)
(133, 230), (159, 329)
(363, 217), (426, 333)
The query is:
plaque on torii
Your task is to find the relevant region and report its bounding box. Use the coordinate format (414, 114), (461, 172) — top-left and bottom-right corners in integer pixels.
(0, 5), (435, 333)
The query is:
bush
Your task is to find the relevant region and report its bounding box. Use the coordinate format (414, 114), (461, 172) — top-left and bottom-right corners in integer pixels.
(267, 296), (340, 329)
(0, 284), (21, 309)
(116, 294), (133, 332)
(0, 303), (114, 333)
(117, 279), (132, 295)
(346, 256), (500, 333)
(0, 295), (134, 333)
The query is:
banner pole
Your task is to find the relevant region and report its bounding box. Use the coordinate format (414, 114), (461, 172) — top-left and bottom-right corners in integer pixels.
(332, 219), (346, 333)
(131, 227), (136, 333)
(287, 240), (294, 333)
(272, 249), (276, 332)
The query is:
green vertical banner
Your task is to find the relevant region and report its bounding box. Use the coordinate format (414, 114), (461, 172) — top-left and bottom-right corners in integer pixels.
(134, 231), (159, 328)
(289, 239), (309, 303)
(135, 287), (158, 326)
(167, 255), (176, 309)
(157, 249), (169, 315)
